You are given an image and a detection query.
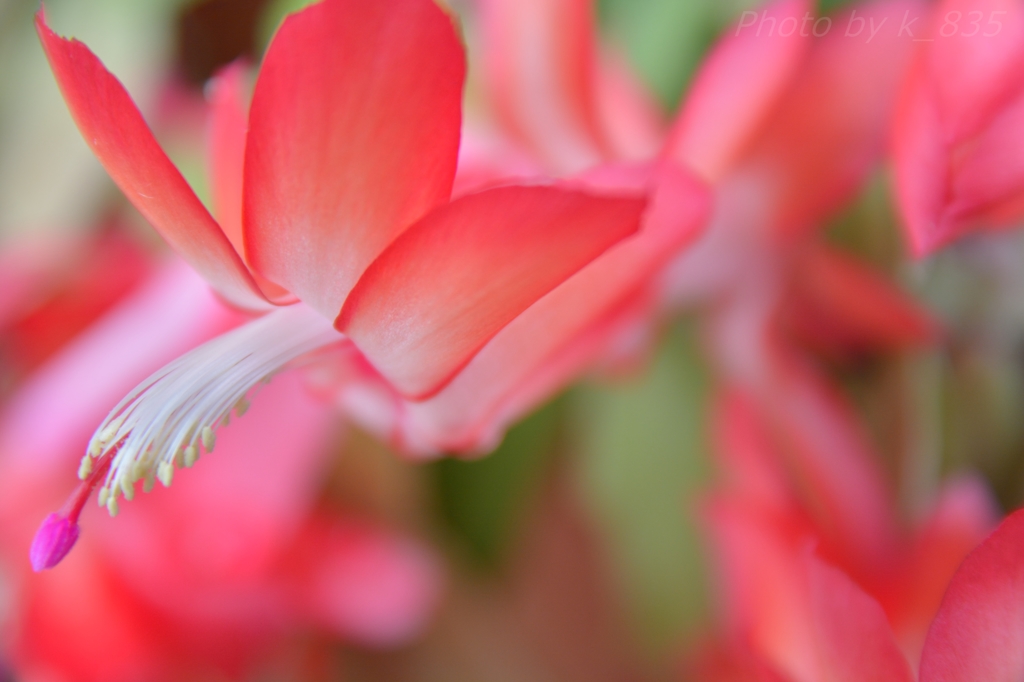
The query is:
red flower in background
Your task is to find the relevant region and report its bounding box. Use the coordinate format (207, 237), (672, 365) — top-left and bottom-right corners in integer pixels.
(695, 390), (997, 676)
(894, 0), (1024, 254)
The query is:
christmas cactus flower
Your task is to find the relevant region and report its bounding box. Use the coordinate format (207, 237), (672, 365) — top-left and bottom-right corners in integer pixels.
(30, 0), (656, 568)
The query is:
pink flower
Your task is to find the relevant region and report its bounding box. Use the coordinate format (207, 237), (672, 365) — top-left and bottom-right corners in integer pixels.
(893, 0), (1024, 255)
(33, 0), (676, 561)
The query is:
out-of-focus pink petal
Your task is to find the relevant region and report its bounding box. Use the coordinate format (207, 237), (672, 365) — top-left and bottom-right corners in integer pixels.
(206, 63), (296, 305)
(243, 0), (464, 318)
(894, 0), (1024, 254)
(807, 553), (915, 682)
(701, 498), (820, 682)
(452, 123), (548, 198)
(16, 542), (166, 682)
(712, 305), (899, 570)
(477, 0), (607, 173)
(892, 57), (954, 255)
(35, 13), (270, 312)
(948, 87), (1024, 227)
(919, 508), (1024, 682)
(92, 371), (337, 656)
(764, 361), (899, 570)
(784, 245), (938, 355)
(745, 0), (922, 240)
(887, 476), (998, 659)
(206, 62), (248, 259)
(0, 235), (82, 331)
(593, 52), (664, 162)
(338, 186), (646, 399)
(926, 0), (1024, 142)
(288, 518), (442, 647)
(713, 390), (793, 512)
(686, 639), (795, 682)
(0, 261), (243, 543)
(665, 0), (812, 181)
(384, 164), (709, 453)
(0, 231), (152, 372)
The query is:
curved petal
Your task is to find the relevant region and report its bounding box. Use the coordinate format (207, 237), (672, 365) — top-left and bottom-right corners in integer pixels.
(665, 0), (812, 182)
(338, 185), (647, 399)
(243, 0), (465, 318)
(388, 164), (709, 452)
(919, 508), (1024, 682)
(35, 12), (270, 312)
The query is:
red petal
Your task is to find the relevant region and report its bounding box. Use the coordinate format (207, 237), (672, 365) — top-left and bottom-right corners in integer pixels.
(892, 56), (955, 255)
(286, 518), (441, 647)
(243, 0), (464, 318)
(807, 554), (915, 682)
(919, 508), (1024, 682)
(784, 244), (938, 355)
(35, 12), (269, 311)
(888, 477), (997, 659)
(927, 0), (1024, 143)
(948, 87), (1024, 228)
(745, 0), (922, 240)
(713, 390), (794, 511)
(386, 164), (709, 452)
(701, 498), (821, 681)
(338, 185), (647, 399)
(893, 0), (1024, 254)
(666, 0), (812, 181)
(396, 290), (654, 454)
(478, 0), (607, 173)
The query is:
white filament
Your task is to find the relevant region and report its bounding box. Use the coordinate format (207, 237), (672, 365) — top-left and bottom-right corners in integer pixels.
(83, 304), (341, 513)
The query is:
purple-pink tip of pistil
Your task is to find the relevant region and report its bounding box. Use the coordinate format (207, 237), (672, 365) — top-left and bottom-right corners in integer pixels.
(30, 512), (80, 571)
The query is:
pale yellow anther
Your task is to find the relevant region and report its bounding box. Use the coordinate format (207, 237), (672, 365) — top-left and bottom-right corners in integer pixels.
(120, 478), (135, 501)
(106, 496), (119, 518)
(184, 445), (199, 468)
(221, 413), (231, 428)
(88, 440), (102, 458)
(143, 474), (155, 494)
(99, 415), (125, 445)
(201, 426), (216, 452)
(78, 456), (93, 480)
(157, 461), (174, 487)
(235, 398), (250, 417)
(174, 447), (185, 467)
(129, 460), (144, 484)
(97, 486), (109, 507)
